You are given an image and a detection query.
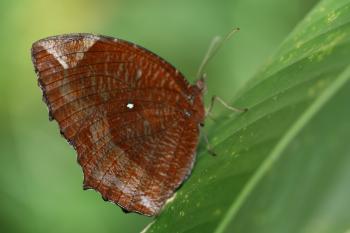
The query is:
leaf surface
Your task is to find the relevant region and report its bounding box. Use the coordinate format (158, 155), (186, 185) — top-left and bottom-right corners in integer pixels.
(146, 0), (350, 232)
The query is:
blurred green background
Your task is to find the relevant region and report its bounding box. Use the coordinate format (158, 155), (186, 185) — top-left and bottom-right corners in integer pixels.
(0, 0), (319, 232)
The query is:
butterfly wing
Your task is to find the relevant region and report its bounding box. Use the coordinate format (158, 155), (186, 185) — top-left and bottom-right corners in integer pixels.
(31, 33), (202, 216)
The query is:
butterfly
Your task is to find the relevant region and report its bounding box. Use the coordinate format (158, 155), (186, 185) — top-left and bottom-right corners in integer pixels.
(31, 31), (245, 216)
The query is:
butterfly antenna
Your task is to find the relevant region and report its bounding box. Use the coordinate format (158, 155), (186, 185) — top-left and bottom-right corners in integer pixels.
(196, 27), (240, 80)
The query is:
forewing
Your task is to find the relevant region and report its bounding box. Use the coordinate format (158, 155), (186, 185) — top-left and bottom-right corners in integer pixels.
(31, 33), (200, 216)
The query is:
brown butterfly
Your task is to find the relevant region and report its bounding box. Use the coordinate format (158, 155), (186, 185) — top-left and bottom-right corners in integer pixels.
(31, 31), (245, 216)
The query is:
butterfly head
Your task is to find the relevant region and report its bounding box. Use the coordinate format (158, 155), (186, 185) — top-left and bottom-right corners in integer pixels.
(195, 73), (208, 94)
(186, 74), (207, 124)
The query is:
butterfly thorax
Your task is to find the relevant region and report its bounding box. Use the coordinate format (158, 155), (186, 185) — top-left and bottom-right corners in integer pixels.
(188, 84), (205, 125)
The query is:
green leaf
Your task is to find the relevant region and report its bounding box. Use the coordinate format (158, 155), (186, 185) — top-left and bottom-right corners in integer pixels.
(145, 0), (350, 232)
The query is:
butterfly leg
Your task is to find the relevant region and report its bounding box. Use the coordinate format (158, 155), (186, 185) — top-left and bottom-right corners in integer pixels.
(200, 126), (217, 156)
(205, 95), (248, 117)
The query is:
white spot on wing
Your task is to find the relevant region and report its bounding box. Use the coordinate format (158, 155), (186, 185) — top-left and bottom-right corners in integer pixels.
(127, 103), (134, 109)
